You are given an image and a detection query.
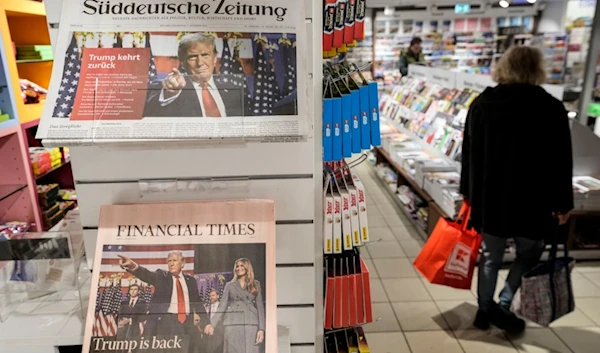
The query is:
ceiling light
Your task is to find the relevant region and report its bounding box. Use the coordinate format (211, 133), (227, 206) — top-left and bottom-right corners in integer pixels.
(527, 0), (537, 3)
(499, 0), (510, 8)
(568, 111), (577, 119)
(383, 6), (394, 16)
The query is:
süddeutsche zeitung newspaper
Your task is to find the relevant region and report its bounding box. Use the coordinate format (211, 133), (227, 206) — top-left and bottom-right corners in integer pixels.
(36, 0), (307, 144)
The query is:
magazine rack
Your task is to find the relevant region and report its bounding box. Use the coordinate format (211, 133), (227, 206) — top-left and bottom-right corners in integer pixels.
(37, 1), (323, 353)
(0, 231), (90, 323)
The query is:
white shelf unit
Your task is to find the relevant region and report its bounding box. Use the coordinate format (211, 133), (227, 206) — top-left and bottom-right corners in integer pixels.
(0, 1), (324, 353)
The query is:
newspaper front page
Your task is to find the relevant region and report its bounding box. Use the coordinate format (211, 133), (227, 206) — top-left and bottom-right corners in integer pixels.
(37, 0), (307, 144)
(86, 200), (276, 353)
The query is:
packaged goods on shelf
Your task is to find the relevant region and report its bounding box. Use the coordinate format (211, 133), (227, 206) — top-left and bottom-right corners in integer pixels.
(58, 188), (77, 201)
(30, 147), (62, 177)
(15, 45), (53, 61)
(37, 183), (59, 209)
(414, 158), (456, 188)
(0, 222), (31, 239)
(572, 176), (600, 211)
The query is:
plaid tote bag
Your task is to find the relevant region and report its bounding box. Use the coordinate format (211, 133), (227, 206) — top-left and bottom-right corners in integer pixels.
(511, 223), (575, 327)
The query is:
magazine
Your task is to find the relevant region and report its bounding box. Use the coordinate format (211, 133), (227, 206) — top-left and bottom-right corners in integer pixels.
(85, 200), (276, 353)
(37, 0), (308, 144)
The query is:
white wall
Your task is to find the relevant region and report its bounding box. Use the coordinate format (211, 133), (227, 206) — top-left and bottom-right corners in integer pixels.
(538, 0), (569, 33)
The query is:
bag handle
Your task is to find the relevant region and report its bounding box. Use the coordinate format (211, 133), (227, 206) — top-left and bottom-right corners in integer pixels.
(453, 203), (472, 232)
(547, 218), (573, 322)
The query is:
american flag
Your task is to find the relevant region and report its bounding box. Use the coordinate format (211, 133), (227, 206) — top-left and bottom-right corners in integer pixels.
(93, 279), (120, 337)
(218, 37), (250, 114)
(251, 41), (273, 116)
(232, 45), (253, 116)
(281, 38), (297, 98)
(266, 43), (282, 106)
(52, 34), (81, 118)
(145, 32), (157, 82)
(99, 244), (195, 275)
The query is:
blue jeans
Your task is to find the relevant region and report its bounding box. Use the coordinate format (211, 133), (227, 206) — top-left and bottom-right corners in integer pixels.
(478, 233), (544, 312)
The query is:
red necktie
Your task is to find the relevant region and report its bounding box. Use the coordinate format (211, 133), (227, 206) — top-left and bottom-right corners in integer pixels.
(175, 276), (186, 324)
(201, 82), (221, 117)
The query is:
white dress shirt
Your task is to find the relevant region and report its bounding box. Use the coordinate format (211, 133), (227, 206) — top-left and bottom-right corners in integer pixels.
(158, 76), (227, 117)
(210, 301), (220, 322)
(167, 274), (190, 315)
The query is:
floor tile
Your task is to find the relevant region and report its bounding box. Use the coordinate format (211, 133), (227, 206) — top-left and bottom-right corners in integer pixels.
(368, 227), (397, 242)
(368, 206), (383, 219)
(399, 239), (424, 257)
(548, 308), (596, 327)
(552, 327), (600, 353)
(360, 247), (371, 259)
(507, 328), (572, 353)
(570, 274), (600, 298)
(392, 301), (449, 331)
(366, 240), (407, 259)
(362, 258), (378, 278)
(377, 203), (408, 217)
(422, 279), (475, 301)
(362, 302), (402, 333)
(576, 262), (600, 274)
(435, 300), (479, 331)
(382, 278), (431, 302)
(362, 332), (411, 353)
(390, 225), (421, 241)
(455, 329), (518, 353)
(404, 330), (464, 353)
(373, 258), (419, 278)
(371, 279), (389, 303)
(385, 214), (410, 227)
(574, 298), (600, 325)
(368, 214), (389, 228)
(581, 272), (600, 287)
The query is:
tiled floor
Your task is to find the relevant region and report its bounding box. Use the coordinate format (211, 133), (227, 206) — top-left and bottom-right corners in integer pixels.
(352, 161), (600, 353)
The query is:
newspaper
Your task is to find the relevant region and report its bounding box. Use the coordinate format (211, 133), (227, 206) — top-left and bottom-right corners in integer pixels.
(85, 200), (276, 353)
(37, 0), (307, 145)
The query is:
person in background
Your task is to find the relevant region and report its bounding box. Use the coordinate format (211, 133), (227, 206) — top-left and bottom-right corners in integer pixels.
(398, 37), (426, 76)
(460, 46), (573, 334)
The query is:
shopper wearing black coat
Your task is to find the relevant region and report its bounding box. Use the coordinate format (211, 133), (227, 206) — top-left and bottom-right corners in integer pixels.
(459, 46), (574, 334)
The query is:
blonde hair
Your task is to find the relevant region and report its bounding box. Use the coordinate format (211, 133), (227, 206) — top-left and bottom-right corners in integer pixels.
(492, 46), (546, 86)
(231, 258), (260, 296)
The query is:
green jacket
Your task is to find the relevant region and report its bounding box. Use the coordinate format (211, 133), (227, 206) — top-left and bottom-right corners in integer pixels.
(398, 49), (426, 76)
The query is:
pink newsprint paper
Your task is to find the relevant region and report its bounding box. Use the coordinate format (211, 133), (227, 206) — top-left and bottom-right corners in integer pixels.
(83, 199), (276, 353)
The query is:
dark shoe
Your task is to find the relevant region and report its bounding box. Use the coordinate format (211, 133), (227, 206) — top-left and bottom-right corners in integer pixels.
(489, 306), (525, 334)
(473, 309), (491, 330)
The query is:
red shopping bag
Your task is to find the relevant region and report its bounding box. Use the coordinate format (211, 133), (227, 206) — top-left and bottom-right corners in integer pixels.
(413, 204), (481, 289)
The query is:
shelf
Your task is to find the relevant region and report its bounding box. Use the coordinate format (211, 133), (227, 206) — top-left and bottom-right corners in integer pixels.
(21, 117), (39, 130)
(371, 163), (429, 241)
(21, 101), (44, 124)
(0, 184), (27, 202)
(376, 146), (433, 202)
(35, 160), (70, 181)
(0, 119), (19, 137)
(16, 59), (52, 64)
(2, 1), (47, 17)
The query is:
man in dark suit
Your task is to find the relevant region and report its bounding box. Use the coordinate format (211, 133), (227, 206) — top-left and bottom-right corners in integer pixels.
(118, 251), (213, 351)
(204, 289), (224, 353)
(143, 33), (244, 118)
(116, 284), (147, 340)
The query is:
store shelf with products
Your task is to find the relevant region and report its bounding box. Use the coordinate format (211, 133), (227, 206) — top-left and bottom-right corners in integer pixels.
(0, 1), (52, 125)
(377, 66), (600, 259)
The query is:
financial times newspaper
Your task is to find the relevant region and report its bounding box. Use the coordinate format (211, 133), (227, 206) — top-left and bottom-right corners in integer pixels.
(37, 0), (308, 145)
(85, 200), (276, 353)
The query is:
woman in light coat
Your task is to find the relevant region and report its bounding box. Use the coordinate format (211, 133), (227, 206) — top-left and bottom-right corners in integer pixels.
(212, 258), (265, 353)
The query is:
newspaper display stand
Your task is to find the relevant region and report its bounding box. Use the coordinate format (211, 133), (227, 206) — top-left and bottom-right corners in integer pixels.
(0, 231), (90, 324)
(0, 1), (323, 352)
